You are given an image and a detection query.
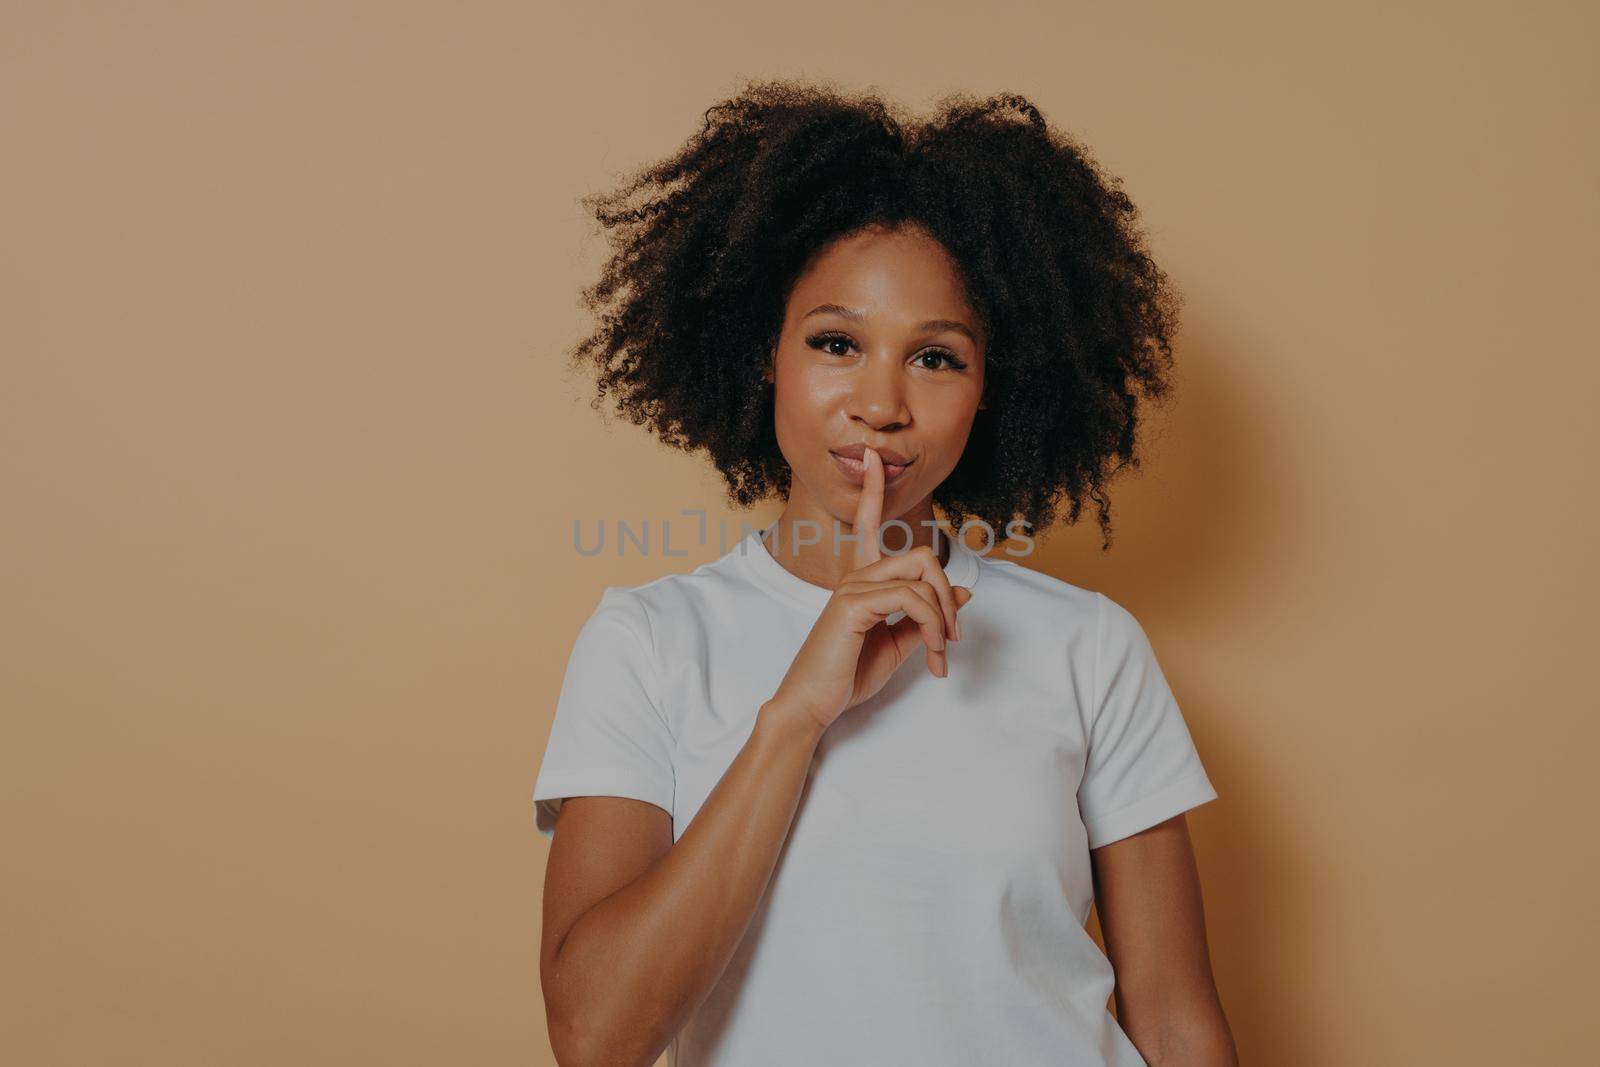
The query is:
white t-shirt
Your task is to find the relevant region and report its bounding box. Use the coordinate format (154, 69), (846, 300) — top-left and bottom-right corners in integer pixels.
(532, 523), (1218, 1066)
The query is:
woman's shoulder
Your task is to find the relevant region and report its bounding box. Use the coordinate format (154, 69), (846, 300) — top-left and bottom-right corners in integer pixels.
(586, 540), (754, 628)
(969, 547), (1102, 618)
(972, 552), (1171, 669)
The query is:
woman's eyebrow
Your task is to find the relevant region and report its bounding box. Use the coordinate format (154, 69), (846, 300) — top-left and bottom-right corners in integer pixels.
(803, 303), (976, 342)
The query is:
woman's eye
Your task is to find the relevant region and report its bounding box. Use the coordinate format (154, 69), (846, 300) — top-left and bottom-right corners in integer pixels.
(916, 349), (967, 371)
(806, 332), (854, 357)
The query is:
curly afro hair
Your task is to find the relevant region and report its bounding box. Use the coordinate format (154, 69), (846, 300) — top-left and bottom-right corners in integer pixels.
(568, 78), (1183, 551)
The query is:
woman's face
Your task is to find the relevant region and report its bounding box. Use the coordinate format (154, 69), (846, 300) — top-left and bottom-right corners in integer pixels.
(768, 223), (987, 531)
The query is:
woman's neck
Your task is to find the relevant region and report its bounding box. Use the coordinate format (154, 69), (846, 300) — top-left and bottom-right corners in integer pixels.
(761, 496), (948, 591)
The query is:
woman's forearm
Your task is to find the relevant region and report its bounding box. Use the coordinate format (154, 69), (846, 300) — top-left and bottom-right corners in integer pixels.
(1128, 1004), (1239, 1067)
(547, 697), (825, 1066)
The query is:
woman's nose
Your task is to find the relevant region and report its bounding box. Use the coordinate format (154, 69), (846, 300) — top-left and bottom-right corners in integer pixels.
(847, 355), (909, 427)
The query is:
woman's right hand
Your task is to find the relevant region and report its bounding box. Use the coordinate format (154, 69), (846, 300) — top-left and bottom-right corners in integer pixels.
(768, 446), (975, 735)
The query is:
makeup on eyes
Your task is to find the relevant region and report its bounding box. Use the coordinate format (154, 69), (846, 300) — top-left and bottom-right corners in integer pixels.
(804, 331), (969, 371)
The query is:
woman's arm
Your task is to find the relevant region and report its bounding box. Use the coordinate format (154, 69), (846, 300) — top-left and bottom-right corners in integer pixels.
(540, 697), (825, 1067)
(1090, 813), (1239, 1066)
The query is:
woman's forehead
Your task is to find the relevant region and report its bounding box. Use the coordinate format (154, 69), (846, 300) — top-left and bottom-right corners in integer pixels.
(786, 228), (978, 330)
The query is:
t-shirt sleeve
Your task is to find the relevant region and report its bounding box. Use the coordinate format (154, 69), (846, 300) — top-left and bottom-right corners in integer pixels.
(1077, 592), (1218, 850)
(530, 587), (676, 839)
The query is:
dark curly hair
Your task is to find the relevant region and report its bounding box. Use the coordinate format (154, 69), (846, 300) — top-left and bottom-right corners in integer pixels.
(567, 78), (1183, 551)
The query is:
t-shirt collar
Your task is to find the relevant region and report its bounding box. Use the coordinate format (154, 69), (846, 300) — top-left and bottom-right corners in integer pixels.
(736, 521), (982, 613)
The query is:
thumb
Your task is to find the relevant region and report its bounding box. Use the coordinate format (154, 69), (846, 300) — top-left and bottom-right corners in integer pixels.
(953, 586), (974, 609)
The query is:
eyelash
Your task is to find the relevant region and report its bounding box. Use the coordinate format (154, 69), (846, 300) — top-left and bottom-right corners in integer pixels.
(804, 331), (969, 371)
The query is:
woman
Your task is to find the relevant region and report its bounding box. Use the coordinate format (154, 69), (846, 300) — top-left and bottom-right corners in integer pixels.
(533, 79), (1237, 1066)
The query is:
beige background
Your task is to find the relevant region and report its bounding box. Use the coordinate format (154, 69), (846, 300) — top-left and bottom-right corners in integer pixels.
(2, 2), (1595, 1063)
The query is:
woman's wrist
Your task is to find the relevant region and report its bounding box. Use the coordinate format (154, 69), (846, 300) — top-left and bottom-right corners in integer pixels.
(755, 696), (829, 752)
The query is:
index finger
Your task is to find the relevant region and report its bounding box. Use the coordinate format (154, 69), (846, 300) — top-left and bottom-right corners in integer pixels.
(851, 445), (885, 570)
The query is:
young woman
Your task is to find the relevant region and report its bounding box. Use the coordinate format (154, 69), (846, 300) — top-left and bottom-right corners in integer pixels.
(532, 80), (1236, 1066)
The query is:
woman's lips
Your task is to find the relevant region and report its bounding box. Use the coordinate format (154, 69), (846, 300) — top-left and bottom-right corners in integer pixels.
(830, 450), (912, 486)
